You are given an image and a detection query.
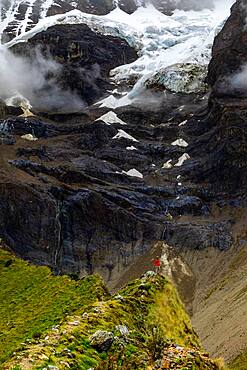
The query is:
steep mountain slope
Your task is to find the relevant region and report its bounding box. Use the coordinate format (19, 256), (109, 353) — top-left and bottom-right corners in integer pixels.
(0, 0), (231, 42)
(175, 0), (247, 196)
(0, 1), (234, 282)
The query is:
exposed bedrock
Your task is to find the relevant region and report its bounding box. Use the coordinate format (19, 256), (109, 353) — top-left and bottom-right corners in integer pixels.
(182, 0), (247, 195)
(0, 92), (234, 283)
(11, 24), (138, 109)
(207, 0), (246, 92)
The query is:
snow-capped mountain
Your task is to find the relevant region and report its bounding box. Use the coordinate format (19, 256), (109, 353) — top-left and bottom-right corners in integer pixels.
(0, 0), (234, 112)
(0, 0), (233, 43)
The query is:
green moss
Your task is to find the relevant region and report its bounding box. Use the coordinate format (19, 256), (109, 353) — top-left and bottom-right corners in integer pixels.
(0, 248), (107, 365)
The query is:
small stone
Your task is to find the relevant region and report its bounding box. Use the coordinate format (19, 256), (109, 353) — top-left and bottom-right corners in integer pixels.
(114, 294), (123, 301)
(115, 325), (129, 336)
(68, 320), (80, 326)
(39, 354), (49, 360)
(143, 270), (156, 278)
(21, 134), (38, 141)
(89, 330), (114, 352)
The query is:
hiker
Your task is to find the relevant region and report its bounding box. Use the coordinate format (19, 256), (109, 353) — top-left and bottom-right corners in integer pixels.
(152, 256), (161, 274)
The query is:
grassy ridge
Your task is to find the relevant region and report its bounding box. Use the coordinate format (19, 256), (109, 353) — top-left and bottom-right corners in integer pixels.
(0, 248), (106, 365)
(6, 272), (218, 369)
(0, 248), (225, 369)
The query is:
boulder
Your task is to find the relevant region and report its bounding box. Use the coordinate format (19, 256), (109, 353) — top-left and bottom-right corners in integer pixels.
(89, 330), (114, 352)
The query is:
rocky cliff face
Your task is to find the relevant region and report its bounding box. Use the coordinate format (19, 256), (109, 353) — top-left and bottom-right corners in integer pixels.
(11, 24), (137, 108)
(188, 0), (247, 194)
(207, 0), (247, 92)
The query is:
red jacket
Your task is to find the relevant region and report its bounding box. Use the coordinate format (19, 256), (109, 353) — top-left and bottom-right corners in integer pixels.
(153, 259), (161, 267)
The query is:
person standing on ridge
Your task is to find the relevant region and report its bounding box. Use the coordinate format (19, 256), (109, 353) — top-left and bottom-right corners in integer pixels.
(152, 256), (161, 274)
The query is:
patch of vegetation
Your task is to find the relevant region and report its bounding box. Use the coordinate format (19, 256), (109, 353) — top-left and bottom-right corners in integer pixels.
(148, 283), (200, 349)
(228, 351), (247, 370)
(0, 248), (107, 365)
(0, 249), (225, 370)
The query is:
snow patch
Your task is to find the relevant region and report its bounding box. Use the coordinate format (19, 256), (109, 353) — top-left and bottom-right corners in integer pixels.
(96, 95), (131, 109)
(171, 138), (189, 147)
(21, 133), (38, 141)
(162, 159), (173, 169)
(126, 146), (138, 151)
(122, 168), (143, 178)
(174, 153), (190, 167)
(96, 111), (127, 125)
(113, 129), (139, 142)
(179, 120), (188, 126)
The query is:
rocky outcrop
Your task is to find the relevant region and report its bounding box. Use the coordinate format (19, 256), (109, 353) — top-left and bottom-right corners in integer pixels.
(179, 0), (247, 195)
(0, 101), (22, 119)
(11, 24), (137, 109)
(207, 0), (246, 94)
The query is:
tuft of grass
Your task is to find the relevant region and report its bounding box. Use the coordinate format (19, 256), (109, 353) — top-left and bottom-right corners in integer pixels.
(147, 283), (200, 349)
(228, 351), (247, 370)
(0, 248), (107, 365)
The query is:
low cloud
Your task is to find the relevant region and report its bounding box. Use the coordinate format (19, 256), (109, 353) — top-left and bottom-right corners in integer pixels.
(0, 46), (85, 113)
(228, 64), (247, 94)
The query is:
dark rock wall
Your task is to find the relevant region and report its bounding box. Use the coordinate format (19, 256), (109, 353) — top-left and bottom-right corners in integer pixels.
(11, 24), (137, 109)
(207, 0), (247, 95)
(187, 0), (247, 194)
